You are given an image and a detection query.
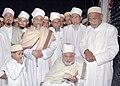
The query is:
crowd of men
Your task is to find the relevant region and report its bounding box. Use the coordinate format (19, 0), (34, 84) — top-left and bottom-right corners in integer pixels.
(0, 6), (119, 86)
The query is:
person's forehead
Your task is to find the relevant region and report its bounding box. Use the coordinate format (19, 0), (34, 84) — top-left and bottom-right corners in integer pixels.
(88, 12), (101, 17)
(4, 13), (13, 17)
(72, 13), (80, 17)
(34, 15), (43, 19)
(19, 17), (27, 21)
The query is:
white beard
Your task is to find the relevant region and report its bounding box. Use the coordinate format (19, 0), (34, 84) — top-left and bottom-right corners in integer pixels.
(62, 58), (75, 66)
(36, 25), (41, 30)
(72, 25), (79, 30)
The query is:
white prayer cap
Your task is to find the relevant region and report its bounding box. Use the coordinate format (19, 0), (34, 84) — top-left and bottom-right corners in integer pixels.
(63, 43), (74, 53)
(71, 7), (82, 16)
(0, 17), (3, 21)
(14, 18), (18, 22)
(50, 12), (60, 21)
(18, 11), (30, 20)
(11, 44), (23, 52)
(88, 6), (102, 14)
(44, 16), (49, 20)
(82, 18), (88, 24)
(64, 12), (71, 16)
(31, 8), (45, 18)
(2, 8), (14, 17)
(60, 14), (64, 18)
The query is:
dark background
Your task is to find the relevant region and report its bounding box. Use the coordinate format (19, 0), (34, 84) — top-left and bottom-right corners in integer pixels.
(0, 0), (99, 18)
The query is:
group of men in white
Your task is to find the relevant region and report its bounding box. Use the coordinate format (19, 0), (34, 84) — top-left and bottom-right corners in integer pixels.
(0, 5), (119, 86)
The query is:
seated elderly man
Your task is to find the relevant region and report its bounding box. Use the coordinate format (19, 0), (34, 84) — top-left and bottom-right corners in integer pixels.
(42, 43), (85, 86)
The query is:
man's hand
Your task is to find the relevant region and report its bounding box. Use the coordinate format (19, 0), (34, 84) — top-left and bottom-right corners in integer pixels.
(0, 73), (7, 80)
(32, 50), (43, 59)
(84, 49), (96, 62)
(17, 59), (23, 64)
(68, 76), (78, 83)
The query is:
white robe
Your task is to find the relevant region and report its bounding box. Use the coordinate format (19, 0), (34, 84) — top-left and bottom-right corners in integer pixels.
(49, 27), (63, 67)
(80, 22), (119, 86)
(1, 59), (29, 86)
(0, 26), (22, 44)
(23, 28), (56, 86)
(63, 24), (86, 60)
(42, 57), (85, 86)
(0, 30), (11, 86)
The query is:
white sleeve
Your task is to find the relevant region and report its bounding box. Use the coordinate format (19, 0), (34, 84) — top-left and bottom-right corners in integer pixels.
(95, 28), (119, 66)
(4, 60), (24, 80)
(42, 40), (57, 59)
(23, 49), (35, 61)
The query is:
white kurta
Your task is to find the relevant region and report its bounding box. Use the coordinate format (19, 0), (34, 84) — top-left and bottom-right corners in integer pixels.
(80, 22), (119, 86)
(23, 28), (56, 86)
(0, 30), (11, 86)
(63, 24), (86, 60)
(1, 59), (29, 86)
(49, 27), (63, 67)
(43, 57), (84, 86)
(0, 26), (22, 44)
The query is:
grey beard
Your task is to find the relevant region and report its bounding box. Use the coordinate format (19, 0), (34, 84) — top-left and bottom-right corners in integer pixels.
(72, 25), (79, 30)
(36, 25), (41, 30)
(55, 28), (60, 32)
(62, 58), (75, 66)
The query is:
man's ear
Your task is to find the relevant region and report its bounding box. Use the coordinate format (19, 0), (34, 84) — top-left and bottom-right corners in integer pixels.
(100, 14), (103, 20)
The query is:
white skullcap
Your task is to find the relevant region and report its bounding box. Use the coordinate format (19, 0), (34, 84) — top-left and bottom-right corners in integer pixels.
(44, 16), (49, 20)
(18, 11), (30, 20)
(63, 43), (74, 53)
(50, 12), (60, 21)
(2, 8), (15, 17)
(31, 8), (45, 18)
(0, 17), (3, 21)
(11, 44), (23, 52)
(82, 18), (88, 24)
(71, 7), (82, 16)
(88, 6), (102, 14)
(64, 12), (71, 16)
(60, 14), (64, 18)
(14, 18), (18, 22)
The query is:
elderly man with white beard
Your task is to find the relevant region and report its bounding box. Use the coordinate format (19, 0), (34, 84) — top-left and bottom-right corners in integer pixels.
(42, 43), (85, 86)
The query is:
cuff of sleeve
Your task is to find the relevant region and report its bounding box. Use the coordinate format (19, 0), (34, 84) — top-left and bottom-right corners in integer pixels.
(0, 70), (4, 77)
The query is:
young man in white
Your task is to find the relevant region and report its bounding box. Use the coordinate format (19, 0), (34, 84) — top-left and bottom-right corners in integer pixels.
(18, 11), (30, 33)
(49, 12), (64, 67)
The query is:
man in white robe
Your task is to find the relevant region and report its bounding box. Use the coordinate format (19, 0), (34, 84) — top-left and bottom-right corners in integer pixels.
(0, 30), (11, 86)
(1, 45), (29, 86)
(80, 6), (119, 86)
(0, 8), (22, 44)
(63, 7), (86, 60)
(42, 43), (85, 86)
(18, 11), (30, 33)
(49, 12), (64, 67)
(22, 8), (56, 86)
